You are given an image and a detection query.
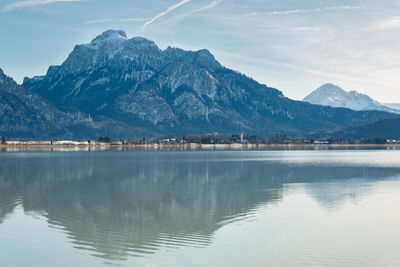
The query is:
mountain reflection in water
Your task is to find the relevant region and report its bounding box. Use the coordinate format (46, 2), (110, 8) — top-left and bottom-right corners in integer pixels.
(0, 150), (399, 262)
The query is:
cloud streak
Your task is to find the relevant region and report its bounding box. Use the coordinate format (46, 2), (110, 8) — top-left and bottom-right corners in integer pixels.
(148, 0), (222, 29)
(3, 0), (82, 12)
(269, 6), (362, 16)
(84, 18), (114, 24)
(86, 1), (220, 28)
(376, 16), (400, 29)
(190, 0), (221, 13)
(142, 0), (191, 29)
(174, 0), (222, 19)
(84, 17), (148, 24)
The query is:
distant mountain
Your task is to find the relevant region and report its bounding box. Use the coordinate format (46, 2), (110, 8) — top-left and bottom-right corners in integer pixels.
(304, 83), (400, 114)
(0, 68), (142, 139)
(384, 103), (400, 110)
(18, 30), (396, 138)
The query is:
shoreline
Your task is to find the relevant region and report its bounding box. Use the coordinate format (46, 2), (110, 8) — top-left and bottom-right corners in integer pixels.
(1, 142), (400, 152)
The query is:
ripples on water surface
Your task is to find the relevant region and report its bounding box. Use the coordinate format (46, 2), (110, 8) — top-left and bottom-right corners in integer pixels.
(0, 150), (400, 266)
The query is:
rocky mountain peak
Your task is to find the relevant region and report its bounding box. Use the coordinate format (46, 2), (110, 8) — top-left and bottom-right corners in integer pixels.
(0, 68), (15, 86)
(86, 30), (159, 52)
(304, 83), (400, 114)
(315, 83), (345, 94)
(89, 30), (128, 45)
(0, 68), (5, 84)
(194, 49), (221, 69)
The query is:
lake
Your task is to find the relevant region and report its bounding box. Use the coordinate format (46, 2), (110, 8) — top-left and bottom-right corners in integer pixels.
(1, 150), (400, 266)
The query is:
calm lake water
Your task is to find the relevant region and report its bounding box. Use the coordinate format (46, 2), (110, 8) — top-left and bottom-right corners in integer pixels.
(1, 150), (400, 266)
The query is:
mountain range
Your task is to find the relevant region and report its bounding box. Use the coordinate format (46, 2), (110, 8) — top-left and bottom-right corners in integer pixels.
(1, 30), (398, 139)
(0, 68), (143, 139)
(304, 83), (400, 114)
(324, 116), (400, 140)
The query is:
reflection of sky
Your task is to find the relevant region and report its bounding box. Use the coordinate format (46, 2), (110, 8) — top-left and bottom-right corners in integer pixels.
(0, 150), (400, 266)
(1, 0), (400, 102)
(212, 150), (400, 168)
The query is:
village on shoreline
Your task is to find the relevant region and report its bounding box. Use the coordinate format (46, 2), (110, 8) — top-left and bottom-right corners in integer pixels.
(1, 134), (400, 151)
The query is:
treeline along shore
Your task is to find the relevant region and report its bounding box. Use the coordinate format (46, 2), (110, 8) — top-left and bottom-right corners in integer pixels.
(1, 135), (400, 151)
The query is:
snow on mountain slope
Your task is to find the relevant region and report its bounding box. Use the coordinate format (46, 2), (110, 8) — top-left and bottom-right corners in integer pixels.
(303, 83), (400, 114)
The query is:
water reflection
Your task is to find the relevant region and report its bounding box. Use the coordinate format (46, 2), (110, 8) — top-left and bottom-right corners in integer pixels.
(0, 151), (399, 262)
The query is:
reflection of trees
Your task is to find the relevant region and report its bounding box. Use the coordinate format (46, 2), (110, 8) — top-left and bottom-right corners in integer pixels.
(0, 151), (399, 261)
(0, 178), (20, 223)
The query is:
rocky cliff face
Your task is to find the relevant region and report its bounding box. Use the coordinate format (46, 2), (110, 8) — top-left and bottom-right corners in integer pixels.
(0, 68), (143, 139)
(1, 68), (81, 138)
(19, 30), (396, 137)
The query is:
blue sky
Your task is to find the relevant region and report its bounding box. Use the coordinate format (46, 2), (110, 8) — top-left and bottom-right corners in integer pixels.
(1, 0), (400, 102)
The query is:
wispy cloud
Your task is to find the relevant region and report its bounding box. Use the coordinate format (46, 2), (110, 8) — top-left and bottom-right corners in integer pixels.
(173, 0), (222, 19)
(287, 27), (321, 32)
(269, 6), (362, 16)
(375, 16), (400, 29)
(120, 17), (149, 22)
(2, 0), (82, 12)
(189, 0), (221, 13)
(84, 18), (114, 24)
(85, 17), (148, 24)
(147, 0), (222, 29)
(142, 0), (191, 30)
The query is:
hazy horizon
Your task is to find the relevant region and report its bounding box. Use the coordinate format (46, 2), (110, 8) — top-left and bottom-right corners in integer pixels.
(1, 0), (400, 102)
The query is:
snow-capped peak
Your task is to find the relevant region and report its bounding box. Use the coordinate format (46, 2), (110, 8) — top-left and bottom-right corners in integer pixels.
(315, 83), (345, 95)
(88, 30), (128, 48)
(303, 83), (400, 114)
(93, 29), (127, 41)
